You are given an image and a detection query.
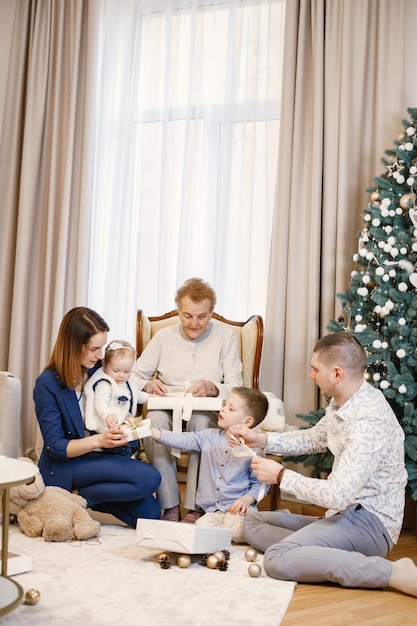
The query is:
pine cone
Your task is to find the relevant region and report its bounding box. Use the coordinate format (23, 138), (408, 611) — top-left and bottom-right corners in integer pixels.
(222, 549), (231, 562)
(157, 552), (172, 569)
(200, 553), (210, 566)
(217, 559), (229, 571)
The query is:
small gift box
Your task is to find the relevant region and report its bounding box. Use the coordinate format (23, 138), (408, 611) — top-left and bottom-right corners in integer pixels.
(123, 418), (152, 442)
(136, 519), (232, 554)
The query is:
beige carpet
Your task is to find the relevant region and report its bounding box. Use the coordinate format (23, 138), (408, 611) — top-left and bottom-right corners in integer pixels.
(3, 520), (296, 625)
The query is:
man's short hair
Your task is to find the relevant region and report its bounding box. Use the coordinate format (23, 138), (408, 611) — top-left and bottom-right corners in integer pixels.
(313, 331), (367, 376)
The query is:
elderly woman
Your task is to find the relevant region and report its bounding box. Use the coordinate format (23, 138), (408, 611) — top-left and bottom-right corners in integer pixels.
(132, 277), (243, 522)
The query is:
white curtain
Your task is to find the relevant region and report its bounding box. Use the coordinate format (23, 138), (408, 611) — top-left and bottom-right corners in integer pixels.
(88, 0), (285, 343)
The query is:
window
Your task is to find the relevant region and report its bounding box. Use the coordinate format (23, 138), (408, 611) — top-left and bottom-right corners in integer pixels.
(88, 0), (285, 342)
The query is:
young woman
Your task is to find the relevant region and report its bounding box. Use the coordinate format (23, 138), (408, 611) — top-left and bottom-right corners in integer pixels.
(33, 307), (160, 527)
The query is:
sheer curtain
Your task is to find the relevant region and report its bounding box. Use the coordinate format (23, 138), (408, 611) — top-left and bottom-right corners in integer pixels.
(88, 0), (285, 343)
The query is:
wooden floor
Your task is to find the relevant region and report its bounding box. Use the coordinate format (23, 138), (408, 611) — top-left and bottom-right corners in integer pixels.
(281, 528), (417, 626)
(259, 497), (417, 626)
(179, 481), (417, 625)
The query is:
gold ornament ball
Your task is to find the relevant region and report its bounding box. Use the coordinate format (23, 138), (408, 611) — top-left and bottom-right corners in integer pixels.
(25, 589), (41, 605)
(370, 190), (381, 204)
(399, 193), (416, 209)
(206, 554), (219, 569)
(177, 554), (192, 568)
(248, 563), (262, 578)
(213, 550), (226, 563)
(245, 546), (258, 562)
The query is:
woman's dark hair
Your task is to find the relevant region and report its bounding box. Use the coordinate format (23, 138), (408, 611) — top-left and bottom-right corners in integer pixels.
(45, 307), (109, 388)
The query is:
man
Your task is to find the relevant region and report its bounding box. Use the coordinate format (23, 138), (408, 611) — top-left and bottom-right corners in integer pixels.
(228, 331), (417, 597)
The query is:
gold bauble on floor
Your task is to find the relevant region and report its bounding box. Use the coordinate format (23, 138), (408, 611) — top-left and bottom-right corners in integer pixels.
(177, 554), (192, 568)
(25, 588), (41, 605)
(248, 563), (262, 578)
(244, 546), (258, 562)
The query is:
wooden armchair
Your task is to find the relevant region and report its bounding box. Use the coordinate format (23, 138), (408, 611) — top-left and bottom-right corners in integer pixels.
(135, 309), (285, 509)
(136, 309), (264, 389)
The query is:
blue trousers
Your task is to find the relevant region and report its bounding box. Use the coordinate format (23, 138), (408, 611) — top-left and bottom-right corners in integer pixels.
(243, 505), (394, 589)
(72, 452), (161, 527)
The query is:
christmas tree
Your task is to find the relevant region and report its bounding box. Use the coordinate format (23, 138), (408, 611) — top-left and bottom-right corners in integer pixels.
(288, 107), (417, 500)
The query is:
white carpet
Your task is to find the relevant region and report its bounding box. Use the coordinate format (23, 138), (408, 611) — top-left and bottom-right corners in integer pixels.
(3, 522), (296, 625)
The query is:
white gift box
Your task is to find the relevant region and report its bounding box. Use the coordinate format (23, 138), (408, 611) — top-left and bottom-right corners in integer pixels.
(136, 519), (232, 554)
(124, 418), (152, 442)
(146, 393), (224, 457)
(147, 391), (287, 433)
(147, 394), (223, 413)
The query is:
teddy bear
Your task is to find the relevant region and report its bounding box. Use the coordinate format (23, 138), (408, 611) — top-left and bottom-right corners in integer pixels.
(9, 459), (101, 542)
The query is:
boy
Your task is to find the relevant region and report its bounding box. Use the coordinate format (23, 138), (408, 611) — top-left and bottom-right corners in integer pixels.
(147, 387), (268, 542)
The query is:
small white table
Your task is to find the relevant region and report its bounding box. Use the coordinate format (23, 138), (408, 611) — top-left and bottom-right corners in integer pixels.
(0, 456), (38, 616)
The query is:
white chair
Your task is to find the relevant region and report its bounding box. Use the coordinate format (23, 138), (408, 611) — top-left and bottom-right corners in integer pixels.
(136, 309), (264, 388)
(0, 372), (20, 458)
(136, 310), (286, 509)
(136, 309), (264, 480)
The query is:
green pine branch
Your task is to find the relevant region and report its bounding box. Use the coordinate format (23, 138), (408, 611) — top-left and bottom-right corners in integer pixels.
(332, 107), (417, 499)
(292, 108), (417, 499)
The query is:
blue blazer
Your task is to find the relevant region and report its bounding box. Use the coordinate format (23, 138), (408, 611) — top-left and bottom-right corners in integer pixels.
(33, 363), (101, 491)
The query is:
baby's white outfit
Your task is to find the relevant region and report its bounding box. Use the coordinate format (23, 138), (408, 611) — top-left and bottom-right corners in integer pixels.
(84, 367), (148, 433)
